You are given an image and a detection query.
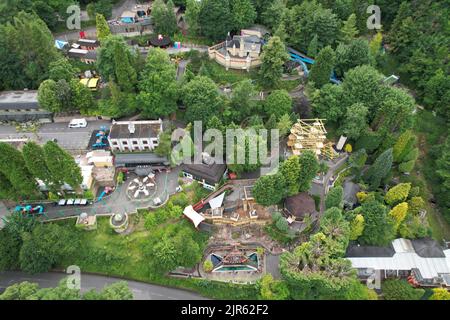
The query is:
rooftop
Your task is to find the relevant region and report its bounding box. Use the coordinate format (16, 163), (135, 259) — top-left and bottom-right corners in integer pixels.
(0, 91), (39, 109)
(181, 162), (227, 185)
(114, 153), (169, 166)
(284, 192), (317, 219)
(346, 238), (450, 280)
(109, 120), (162, 140)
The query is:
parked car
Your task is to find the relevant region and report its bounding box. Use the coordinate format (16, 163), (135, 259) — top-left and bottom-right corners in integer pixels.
(68, 118), (88, 128)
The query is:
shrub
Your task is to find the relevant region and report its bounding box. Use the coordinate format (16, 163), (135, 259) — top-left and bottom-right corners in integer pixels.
(203, 260), (213, 273)
(325, 186), (344, 209)
(385, 183), (411, 206)
(381, 279), (424, 300)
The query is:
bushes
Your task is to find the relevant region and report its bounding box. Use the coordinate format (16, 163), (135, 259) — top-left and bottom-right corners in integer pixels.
(144, 201), (183, 230)
(325, 186), (344, 209)
(385, 183), (411, 206)
(381, 279), (425, 300)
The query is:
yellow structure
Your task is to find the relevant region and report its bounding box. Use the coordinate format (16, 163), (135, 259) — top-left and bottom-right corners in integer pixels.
(287, 119), (333, 158)
(79, 78), (100, 91)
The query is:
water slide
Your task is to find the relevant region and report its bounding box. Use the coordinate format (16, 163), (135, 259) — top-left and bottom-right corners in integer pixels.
(287, 47), (341, 85)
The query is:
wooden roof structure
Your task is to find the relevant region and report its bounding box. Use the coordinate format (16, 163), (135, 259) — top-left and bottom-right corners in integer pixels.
(287, 119), (328, 157)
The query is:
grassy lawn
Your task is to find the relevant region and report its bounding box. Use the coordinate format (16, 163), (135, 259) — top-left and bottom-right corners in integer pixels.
(185, 51), (252, 86)
(54, 187), (258, 299)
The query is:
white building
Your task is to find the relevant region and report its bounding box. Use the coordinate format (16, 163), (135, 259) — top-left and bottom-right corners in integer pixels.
(346, 238), (450, 288)
(108, 120), (163, 153)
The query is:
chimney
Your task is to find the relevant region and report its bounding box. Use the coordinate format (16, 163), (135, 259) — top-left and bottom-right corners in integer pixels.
(128, 122), (135, 134)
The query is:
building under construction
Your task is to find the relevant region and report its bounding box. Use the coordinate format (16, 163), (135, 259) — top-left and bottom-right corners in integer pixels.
(287, 119), (337, 159)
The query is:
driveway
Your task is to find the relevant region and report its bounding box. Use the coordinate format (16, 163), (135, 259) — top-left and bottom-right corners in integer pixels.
(0, 120), (111, 152)
(0, 271), (207, 300)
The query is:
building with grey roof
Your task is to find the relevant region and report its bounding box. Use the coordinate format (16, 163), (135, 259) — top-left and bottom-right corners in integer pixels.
(0, 90), (52, 122)
(108, 120), (163, 153)
(346, 238), (450, 288)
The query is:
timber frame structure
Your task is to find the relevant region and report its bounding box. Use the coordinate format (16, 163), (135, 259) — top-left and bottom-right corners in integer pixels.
(287, 119), (336, 159)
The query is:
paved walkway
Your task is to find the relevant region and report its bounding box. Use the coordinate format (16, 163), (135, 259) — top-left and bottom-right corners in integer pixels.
(0, 271), (207, 300)
(1, 167), (181, 222)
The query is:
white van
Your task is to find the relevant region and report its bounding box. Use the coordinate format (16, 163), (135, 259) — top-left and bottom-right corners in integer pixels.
(68, 118), (88, 128)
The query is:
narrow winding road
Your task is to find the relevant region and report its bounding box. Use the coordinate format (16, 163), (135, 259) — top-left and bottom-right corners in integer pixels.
(0, 271), (207, 300)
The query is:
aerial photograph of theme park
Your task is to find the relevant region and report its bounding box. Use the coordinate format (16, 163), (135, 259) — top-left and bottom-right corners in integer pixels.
(0, 0), (449, 302)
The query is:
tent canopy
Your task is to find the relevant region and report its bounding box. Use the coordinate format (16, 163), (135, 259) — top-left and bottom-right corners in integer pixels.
(209, 192), (225, 209)
(183, 205), (205, 228)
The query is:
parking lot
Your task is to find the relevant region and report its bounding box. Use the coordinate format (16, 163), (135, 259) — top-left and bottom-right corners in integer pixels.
(0, 120), (111, 152)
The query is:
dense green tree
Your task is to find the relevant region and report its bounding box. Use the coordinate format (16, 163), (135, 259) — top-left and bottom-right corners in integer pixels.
(97, 36), (137, 91)
(307, 34), (319, 58)
(113, 41), (137, 93)
(83, 281), (133, 300)
(371, 87), (415, 139)
(359, 200), (396, 246)
(0, 143), (38, 199)
(280, 156), (301, 196)
(298, 151), (320, 192)
(309, 46), (335, 88)
(22, 142), (51, 184)
(311, 84), (345, 124)
(37, 79), (60, 113)
(257, 274), (290, 300)
(284, 1), (340, 52)
(365, 148), (393, 190)
(99, 79), (137, 117)
(423, 69), (450, 119)
(48, 58), (79, 82)
(144, 222), (204, 274)
(230, 0), (256, 31)
(96, 13), (111, 41)
(43, 141), (82, 190)
(137, 48), (178, 118)
(263, 90), (292, 120)
(183, 76), (222, 124)
(382, 279), (425, 300)
(261, 0), (285, 31)
(152, 0), (178, 36)
(277, 114), (293, 137)
(340, 13), (358, 43)
(185, 0), (201, 36)
(0, 281), (39, 300)
(258, 36), (289, 88)
(0, 213), (37, 271)
(19, 223), (79, 274)
(0, 11), (60, 90)
(341, 65), (385, 118)
(229, 80), (258, 122)
(335, 39), (370, 78)
(339, 103), (368, 140)
(253, 173), (286, 206)
(325, 186), (344, 209)
(199, 0), (232, 41)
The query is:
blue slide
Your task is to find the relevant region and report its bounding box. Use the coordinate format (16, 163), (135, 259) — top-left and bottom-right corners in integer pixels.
(288, 47), (341, 84)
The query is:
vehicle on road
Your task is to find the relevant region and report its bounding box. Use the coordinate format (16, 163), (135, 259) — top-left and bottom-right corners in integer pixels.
(68, 118), (88, 128)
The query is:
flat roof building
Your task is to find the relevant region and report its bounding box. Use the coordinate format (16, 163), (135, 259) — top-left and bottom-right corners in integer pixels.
(108, 119), (163, 153)
(346, 238), (450, 288)
(0, 90), (52, 122)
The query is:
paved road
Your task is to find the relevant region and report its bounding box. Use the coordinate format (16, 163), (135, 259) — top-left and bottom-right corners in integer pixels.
(0, 120), (111, 151)
(0, 271), (207, 300)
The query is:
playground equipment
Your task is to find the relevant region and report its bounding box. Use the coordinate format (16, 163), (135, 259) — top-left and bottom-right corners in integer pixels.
(92, 126), (109, 149)
(127, 173), (156, 200)
(14, 205), (44, 215)
(288, 47), (341, 85)
(97, 186), (113, 202)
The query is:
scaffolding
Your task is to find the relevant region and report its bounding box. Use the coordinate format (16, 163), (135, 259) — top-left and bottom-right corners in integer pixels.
(287, 119), (329, 157)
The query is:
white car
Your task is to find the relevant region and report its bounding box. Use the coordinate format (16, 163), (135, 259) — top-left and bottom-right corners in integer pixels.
(68, 118), (88, 128)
